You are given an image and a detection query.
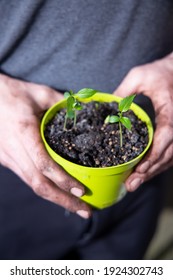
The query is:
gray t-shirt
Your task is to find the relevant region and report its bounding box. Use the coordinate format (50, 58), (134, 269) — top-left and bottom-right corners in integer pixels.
(0, 0), (173, 93)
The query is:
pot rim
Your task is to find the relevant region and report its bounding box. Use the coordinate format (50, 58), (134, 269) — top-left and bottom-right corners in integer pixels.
(40, 92), (153, 171)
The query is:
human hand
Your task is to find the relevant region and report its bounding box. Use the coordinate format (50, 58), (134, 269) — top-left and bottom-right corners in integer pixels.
(0, 74), (91, 218)
(113, 53), (173, 192)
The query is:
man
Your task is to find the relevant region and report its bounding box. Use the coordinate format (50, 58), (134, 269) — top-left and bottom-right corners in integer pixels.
(0, 0), (173, 259)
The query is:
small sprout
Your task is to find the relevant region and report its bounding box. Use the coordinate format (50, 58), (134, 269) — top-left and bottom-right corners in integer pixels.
(95, 102), (99, 109)
(76, 88), (98, 99)
(105, 115), (119, 124)
(64, 88), (97, 130)
(105, 94), (136, 147)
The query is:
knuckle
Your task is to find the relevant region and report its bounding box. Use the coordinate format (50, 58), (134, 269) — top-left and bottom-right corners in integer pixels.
(159, 125), (173, 142)
(51, 191), (73, 210)
(40, 86), (53, 100)
(58, 177), (71, 192)
(18, 120), (31, 131)
(32, 180), (48, 197)
(145, 148), (158, 164)
(39, 85), (50, 95)
(165, 124), (173, 132)
(57, 172), (83, 193)
(42, 85), (51, 93)
(129, 66), (142, 76)
(36, 156), (51, 174)
(32, 182), (43, 196)
(63, 196), (87, 213)
(127, 66), (144, 84)
(18, 117), (37, 132)
(37, 161), (47, 173)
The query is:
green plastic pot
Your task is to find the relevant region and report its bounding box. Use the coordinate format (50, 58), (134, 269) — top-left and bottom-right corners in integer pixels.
(40, 93), (153, 209)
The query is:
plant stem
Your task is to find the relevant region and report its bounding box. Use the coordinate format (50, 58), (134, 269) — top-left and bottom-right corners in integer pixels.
(119, 121), (123, 148)
(73, 112), (77, 128)
(64, 115), (67, 130)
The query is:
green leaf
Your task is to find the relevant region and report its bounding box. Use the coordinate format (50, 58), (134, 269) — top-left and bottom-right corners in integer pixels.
(76, 88), (97, 99)
(67, 96), (75, 108)
(105, 115), (119, 124)
(118, 94), (136, 113)
(67, 110), (75, 119)
(69, 89), (74, 95)
(104, 115), (110, 124)
(73, 101), (83, 110)
(64, 91), (71, 99)
(67, 96), (75, 119)
(120, 117), (132, 130)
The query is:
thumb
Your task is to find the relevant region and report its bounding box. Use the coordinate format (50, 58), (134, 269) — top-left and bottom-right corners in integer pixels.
(29, 83), (64, 109)
(113, 68), (143, 98)
(44, 87), (64, 108)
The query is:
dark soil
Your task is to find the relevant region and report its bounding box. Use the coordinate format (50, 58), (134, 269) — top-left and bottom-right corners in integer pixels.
(44, 101), (149, 167)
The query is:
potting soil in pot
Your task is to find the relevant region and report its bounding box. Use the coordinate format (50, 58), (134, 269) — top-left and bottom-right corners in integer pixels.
(44, 101), (149, 167)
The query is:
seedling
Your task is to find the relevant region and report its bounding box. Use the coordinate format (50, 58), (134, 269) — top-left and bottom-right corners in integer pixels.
(64, 88), (97, 130)
(105, 94), (136, 147)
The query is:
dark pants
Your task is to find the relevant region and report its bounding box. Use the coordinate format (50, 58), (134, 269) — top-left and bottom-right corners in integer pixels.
(0, 164), (164, 260)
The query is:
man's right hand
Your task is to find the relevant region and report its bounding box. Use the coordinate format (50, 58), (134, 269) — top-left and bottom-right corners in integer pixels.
(0, 74), (91, 219)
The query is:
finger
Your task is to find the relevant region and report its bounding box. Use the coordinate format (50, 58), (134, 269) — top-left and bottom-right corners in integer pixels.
(148, 159), (173, 180)
(124, 172), (144, 192)
(144, 143), (173, 176)
(136, 124), (173, 174)
(125, 143), (173, 192)
(5, 143), (91, 218)
(125, 161), (172, 193)
(32, 177), (91, 219)
(113, 67), (143, 97)
(20, 118), (86, 197)
(29, 84), (64, 109)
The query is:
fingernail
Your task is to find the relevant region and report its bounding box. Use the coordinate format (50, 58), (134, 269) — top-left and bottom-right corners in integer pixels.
(71, 187), (83, 197)
(77, 210), (90, 219)
(129, 178), (142, 191)
(139, 161), (150, 173)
